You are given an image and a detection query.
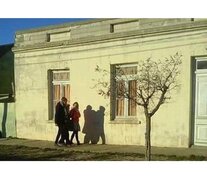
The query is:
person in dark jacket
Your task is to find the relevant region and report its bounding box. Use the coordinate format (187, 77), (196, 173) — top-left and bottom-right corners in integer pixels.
(54, 97), (70, 146)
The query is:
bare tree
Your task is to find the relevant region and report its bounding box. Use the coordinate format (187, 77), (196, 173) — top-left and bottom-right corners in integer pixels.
(93, 53), (182, 160)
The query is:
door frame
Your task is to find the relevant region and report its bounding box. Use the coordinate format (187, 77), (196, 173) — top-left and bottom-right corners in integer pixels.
(191, 56), (207, 146)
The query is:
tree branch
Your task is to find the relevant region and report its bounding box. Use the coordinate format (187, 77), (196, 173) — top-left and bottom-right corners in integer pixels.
(149, 88), (167, 117)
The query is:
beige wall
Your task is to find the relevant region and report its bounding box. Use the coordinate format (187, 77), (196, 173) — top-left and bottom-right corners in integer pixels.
(14, 19), (207, 147)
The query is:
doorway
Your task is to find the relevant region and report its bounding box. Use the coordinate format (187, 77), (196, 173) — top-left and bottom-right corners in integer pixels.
(194, 58), (207, 146)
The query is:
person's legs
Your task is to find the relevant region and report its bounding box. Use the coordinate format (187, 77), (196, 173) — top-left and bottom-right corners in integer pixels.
(58, 124), (65, 144)
(55, 126), (61, 144)
(75, 131), (80, 145)
(70, 131), (75, 144)
(65, 130), (71, 145)
(60, 125), (70, 145)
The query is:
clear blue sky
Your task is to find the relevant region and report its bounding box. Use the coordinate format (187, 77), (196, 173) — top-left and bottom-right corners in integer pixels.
(0, 18), (90, 45)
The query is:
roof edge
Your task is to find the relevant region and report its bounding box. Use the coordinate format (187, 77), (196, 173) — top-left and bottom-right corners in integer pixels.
(13, 20), (207, 53)
(15, 18), (116, 35)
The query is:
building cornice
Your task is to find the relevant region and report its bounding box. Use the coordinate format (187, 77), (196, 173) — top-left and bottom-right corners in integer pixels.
(15, 18), (115, 35)
(13, 20), (207, 53)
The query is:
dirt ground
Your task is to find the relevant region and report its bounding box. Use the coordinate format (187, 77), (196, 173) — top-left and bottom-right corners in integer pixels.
(0, 144), (206, 161)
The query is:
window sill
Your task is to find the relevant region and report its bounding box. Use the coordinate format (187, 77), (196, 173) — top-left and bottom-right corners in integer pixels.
(48, 120), (55, 123)
(109, 118), (141, 124)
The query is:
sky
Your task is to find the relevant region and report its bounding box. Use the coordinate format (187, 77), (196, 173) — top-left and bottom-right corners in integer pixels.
(0, 18), (90, 45)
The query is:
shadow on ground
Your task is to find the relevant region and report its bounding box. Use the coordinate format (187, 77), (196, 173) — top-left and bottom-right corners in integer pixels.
(0, 144), (206, 161)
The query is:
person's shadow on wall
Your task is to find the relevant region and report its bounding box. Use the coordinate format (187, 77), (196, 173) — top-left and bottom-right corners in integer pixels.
(82, 105), (106, 144)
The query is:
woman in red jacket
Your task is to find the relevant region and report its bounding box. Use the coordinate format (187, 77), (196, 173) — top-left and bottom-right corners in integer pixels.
(70, 102), (81, 145)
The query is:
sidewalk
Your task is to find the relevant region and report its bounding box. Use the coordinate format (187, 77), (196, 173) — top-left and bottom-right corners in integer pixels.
(0, 138), (207, 157)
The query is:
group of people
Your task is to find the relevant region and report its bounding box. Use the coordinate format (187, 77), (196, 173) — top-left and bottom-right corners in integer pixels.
(54, 97), (81, 146)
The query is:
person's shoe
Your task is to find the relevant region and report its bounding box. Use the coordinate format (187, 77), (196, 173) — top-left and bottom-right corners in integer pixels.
(66, 141), (71, 146)
(57, 143), (65, 147)
(77, 141), (81, 145)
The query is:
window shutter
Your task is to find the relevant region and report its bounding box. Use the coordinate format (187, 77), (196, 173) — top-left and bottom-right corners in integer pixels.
(47, 70), (53, 120)
(110, 65), (116, 120)
(63, 84), (70, 102)
(128, 80), (137, 116)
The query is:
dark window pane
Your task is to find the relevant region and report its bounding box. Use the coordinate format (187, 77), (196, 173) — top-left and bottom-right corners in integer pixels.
(197, 61), (207, 69)
(116, 80), (125, 116)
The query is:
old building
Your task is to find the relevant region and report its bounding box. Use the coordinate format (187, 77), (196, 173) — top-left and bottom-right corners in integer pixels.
(13, 18), (207, 147)
(0, 44), (16, 138)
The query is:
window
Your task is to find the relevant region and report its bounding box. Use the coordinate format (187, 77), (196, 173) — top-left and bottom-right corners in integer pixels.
(111, 64), (137, 119)
(48, 70), (70, 120)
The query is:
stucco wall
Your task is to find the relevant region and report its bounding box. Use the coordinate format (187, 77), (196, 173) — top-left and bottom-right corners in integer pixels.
(14, 19), (207, 147)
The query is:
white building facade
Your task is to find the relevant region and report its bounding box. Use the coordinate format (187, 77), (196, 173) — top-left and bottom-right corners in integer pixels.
(13, 18), (207, 147)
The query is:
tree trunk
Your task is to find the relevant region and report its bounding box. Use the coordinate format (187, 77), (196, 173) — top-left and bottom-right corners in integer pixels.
(145, 114), (151, 161)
